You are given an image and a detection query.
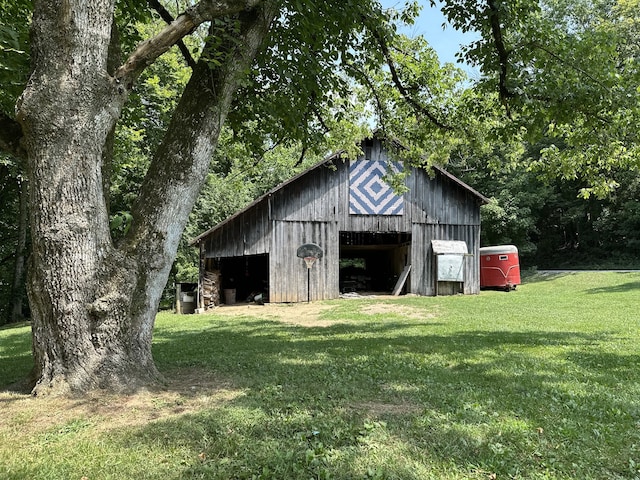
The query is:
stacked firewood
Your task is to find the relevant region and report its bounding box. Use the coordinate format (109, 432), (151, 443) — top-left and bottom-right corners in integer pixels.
(202, 270), (221, 309)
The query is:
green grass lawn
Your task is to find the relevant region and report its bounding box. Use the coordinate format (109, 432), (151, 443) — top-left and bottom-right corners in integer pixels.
(1, 272), (639, 479)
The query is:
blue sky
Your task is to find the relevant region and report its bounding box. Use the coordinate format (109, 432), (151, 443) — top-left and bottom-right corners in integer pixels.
(381, 0), (479, 72)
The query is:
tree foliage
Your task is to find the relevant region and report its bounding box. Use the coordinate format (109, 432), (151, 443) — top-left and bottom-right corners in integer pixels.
(435, 0), (638, 197)
(0, 0), (30, 117)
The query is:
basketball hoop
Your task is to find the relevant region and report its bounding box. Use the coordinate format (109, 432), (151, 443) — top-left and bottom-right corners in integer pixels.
(303, 256), (317, 269)
(296, 243), (324, 303)
(296, 243), (324, 261)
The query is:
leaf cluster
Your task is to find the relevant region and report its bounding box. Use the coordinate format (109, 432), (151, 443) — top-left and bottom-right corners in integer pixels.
(442, 0), (639, 197)
(225, 0), (418, 156)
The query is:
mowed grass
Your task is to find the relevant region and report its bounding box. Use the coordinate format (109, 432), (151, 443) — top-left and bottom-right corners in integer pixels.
(1, 271), (639, 479)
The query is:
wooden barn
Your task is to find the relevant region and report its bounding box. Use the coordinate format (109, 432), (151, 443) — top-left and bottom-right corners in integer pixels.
(190, 138), (489, 306)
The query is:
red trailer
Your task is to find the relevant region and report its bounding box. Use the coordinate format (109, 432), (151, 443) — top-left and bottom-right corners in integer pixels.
(479, 245), (521, 290)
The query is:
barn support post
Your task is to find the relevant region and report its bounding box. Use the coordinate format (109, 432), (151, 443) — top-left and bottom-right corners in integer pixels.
(175, 283), (182, 314)
(197, 241), (205, 312)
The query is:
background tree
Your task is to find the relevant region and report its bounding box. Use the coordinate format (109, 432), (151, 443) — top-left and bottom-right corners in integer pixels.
(0, 0), (30, 324)
(444, 0), (639, 197)
(0, 156), (29, 325)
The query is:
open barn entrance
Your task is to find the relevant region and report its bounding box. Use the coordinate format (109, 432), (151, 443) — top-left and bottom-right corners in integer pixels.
(207, 254), (269, 304)
(339, 232), (411, 294)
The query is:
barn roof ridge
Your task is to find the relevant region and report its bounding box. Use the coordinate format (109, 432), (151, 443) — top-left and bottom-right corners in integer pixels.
(189, 140), (488, 246)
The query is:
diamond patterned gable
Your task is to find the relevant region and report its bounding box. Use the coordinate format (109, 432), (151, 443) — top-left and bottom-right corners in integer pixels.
(349, 159), (404, 215)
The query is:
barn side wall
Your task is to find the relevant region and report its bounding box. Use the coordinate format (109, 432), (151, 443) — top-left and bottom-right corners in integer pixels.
(203, 201), (271, 258)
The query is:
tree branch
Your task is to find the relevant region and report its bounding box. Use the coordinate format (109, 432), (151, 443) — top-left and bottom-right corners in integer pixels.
(125, 2), (278, 249)
(370, 27), (453, 131)
(310, 92), (330, 134)
(148, 0), (197, 69)
(345, 63), (389, 135)
(225, 137), (285, 179)
(116, 0), (264, 87)
(294, 144), (307, 167)
(0, 112), (25, 159)
(528, 41), (610, 90)
(487, 0), (514, 115)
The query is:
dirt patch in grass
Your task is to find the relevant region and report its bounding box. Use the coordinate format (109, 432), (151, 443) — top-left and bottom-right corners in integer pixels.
(359, 303), (436, 320)
(0, 368), (244, 436)
(211, 302), (339, 327)
(207, 297), (436, 326)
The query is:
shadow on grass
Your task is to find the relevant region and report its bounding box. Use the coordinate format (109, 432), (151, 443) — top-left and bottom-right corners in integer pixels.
(521, 271), (571, 284)
(2, 317), (638, 478)
(584, 280), (640, 294)
(136, 319), (638, 479)
(0, 321), (31, 331)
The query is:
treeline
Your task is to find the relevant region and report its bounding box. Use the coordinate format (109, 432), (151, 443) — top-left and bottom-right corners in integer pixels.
(457, 162), (640, 270)
(0, 159), (28, 324)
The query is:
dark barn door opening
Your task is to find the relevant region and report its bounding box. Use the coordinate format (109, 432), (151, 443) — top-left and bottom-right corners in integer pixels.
(339, 232), (411, 294)
(219, 254), (269, 303)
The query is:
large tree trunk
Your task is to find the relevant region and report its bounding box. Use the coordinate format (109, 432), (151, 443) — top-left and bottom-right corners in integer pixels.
(17, 0), (277, 395)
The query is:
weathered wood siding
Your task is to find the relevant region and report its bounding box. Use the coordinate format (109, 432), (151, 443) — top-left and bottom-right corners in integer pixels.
(410, 223), (482, 296)
(270, 164), (339, 222)
(407, 168), (481, 227)
(269, 220), (339, 302)
(203, 201), (271, 258)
